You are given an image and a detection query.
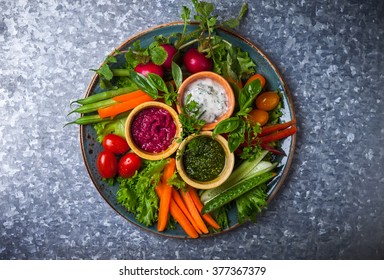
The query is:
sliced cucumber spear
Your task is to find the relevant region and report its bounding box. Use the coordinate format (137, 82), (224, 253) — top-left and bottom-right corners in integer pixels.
(200, 150), (273, 204)
(201, 171), (277, 215)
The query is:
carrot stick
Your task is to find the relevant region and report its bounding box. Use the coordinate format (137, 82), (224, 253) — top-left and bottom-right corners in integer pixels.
(155, 184), (199, 238)
(111, 89), (149, 103)
(259, 125), (297, 144)
(172, 189), (202, 234)
(157, 158), (176, 232)
(169, 200), (199, 238)
(157, 183), (172, 232)
(180, 190), (209, 234)
(258, 119), (297, 137)
(187, 187), (220, 230)
(97, 94), (154, 119)
(161, 158), (176, 184)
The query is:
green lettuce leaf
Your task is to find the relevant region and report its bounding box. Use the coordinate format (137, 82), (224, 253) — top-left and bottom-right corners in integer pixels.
(93, 115), (127, 143)
(236, 183), (268, 224)
(117, 159), (168, 227)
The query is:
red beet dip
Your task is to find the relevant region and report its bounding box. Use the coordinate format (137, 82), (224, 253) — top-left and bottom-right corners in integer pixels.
(131, 107), (176, 153)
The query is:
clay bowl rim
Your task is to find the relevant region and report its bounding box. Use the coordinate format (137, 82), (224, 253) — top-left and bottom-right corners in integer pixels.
(125, 101), (182, 160)
(175, 131), (235, 190)
(176, 71), (235, 131)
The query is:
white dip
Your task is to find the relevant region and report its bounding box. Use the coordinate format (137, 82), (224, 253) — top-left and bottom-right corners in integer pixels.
(183, 78), (228, 123)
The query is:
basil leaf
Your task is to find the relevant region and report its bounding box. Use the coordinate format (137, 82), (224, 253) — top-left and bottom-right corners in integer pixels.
(129, 70), (159, 98)
(147, 73), (168, 93)
(172, 61), (183, 90)
(212, 117), (241, 138)
(239, 78), (262, 111)
(228, 120), (246, 152)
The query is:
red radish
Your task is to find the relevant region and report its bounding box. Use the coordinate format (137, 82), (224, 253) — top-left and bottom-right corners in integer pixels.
(183, 48), (213, 73)
(161, 44), (177, 69)
(134, 62), (164, 78)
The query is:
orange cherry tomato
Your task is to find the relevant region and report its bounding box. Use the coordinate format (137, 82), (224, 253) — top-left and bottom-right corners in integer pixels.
(247, 109), (269, 126)
(245, 73), (266, 89)
(255, 91), (280, 111)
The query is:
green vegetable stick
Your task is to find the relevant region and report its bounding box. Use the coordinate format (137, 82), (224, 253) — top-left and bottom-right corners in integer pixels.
(64, 114), (105, 126)
(112, 69), (131, 76)
(68, 98), (117, 115)
(64, 111), (130, 127)
(201, 171), (276, 214)
(73, 86), (138, 105)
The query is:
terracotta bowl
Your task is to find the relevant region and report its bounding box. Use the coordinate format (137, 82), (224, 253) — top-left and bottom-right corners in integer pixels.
(176, 131), (235, 190)
(177, 71), (235, 131)
(125, 101), (182, 160)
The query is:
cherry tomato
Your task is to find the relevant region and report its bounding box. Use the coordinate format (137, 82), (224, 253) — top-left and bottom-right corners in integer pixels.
(160, 44), (177, 69)
(118, 153), (142, 178)
(247, 109), (269, 126)
(102, 134), (129, 155)
(134, 62), (164, 78)
(245, 73), (266, 89)
(255, 91), (280, 111)
(97, 150), (117, 178)
(183, 48), (213, 74)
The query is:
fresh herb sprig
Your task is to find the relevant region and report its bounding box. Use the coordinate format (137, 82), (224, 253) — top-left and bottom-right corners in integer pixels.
(178, 93), (206, 140)
(90, 54), (118, 90)
(124, 40), (168, 70)
(127, 62), (183, 107)
(212, 78), (262, 157)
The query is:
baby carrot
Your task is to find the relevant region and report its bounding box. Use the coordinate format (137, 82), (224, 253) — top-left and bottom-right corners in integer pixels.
(111, 89), (149, 103)
(97, 94), (153, 119)
(180, 190), (209, 234)
(157, 158), (176, 232)
(161, 158), (176, 185)
(172, 189), (202, 234)
(155, 184), (199, 238)
(187, 187), (220, 230)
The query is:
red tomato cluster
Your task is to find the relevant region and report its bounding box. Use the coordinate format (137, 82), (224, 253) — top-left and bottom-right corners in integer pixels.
(96, 134), (141, 179)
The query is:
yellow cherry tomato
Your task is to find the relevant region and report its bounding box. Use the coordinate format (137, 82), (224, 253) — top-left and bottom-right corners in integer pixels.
(255, 91), (280, 111)
(247, 109), (269, 126)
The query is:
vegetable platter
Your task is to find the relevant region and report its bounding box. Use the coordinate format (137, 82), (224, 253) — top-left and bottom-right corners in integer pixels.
(67, 0), (296, 239)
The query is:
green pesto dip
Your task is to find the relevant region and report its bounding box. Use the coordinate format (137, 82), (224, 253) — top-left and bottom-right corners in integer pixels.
(183, 136), (226, 182)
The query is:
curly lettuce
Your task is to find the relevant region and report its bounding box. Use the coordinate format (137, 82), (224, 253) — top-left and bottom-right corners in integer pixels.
(116, 159), (168, 227)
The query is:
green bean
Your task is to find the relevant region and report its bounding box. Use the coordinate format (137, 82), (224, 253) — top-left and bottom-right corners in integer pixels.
(68, 98), (117, 115)
(64, 114), (105, 126)
(73, 86), (138, 105)
(64, 111), (130, 127)
(112, 69), (131, 76)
